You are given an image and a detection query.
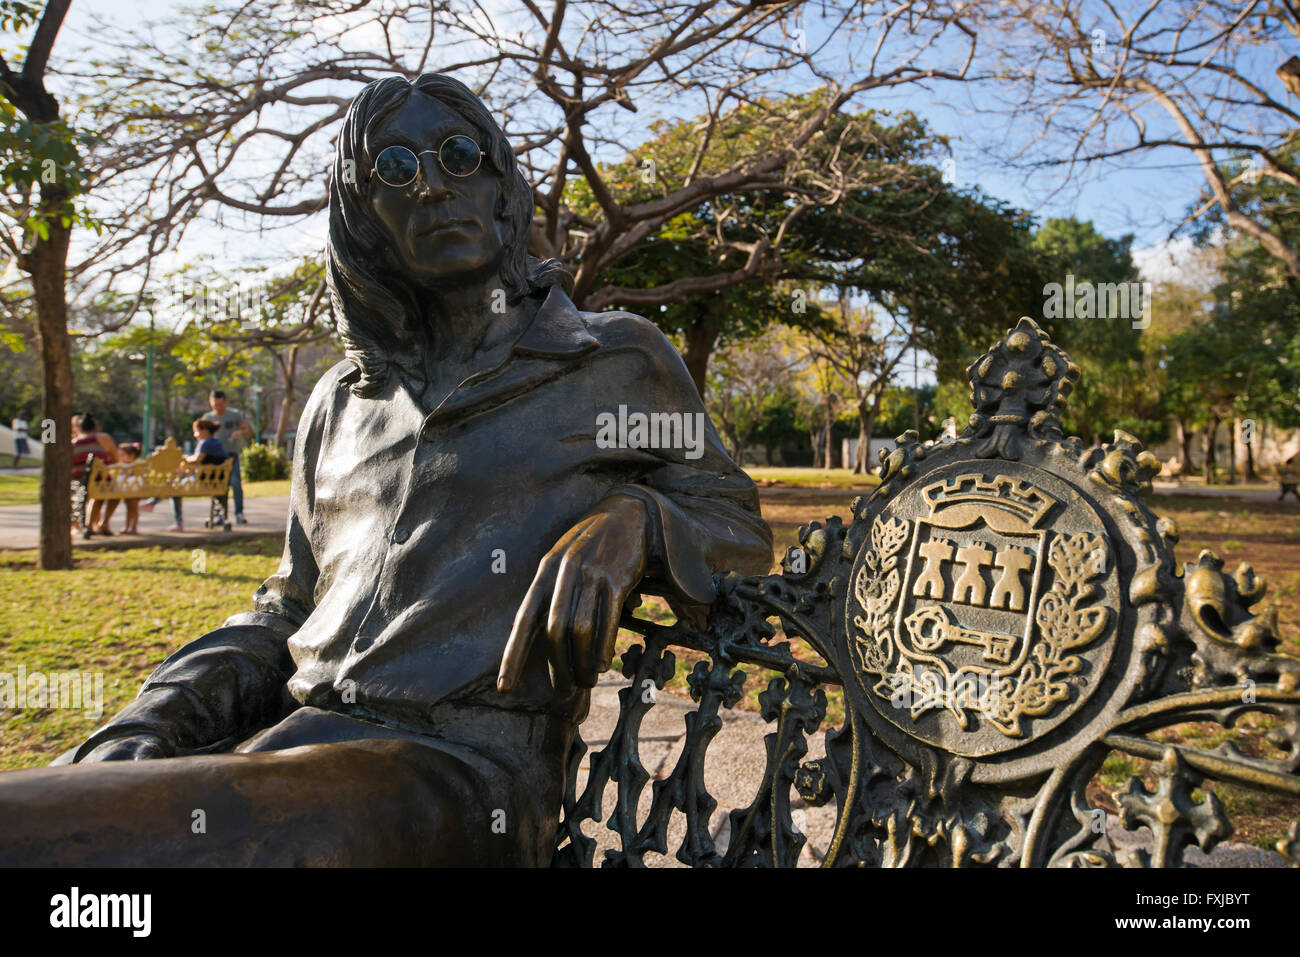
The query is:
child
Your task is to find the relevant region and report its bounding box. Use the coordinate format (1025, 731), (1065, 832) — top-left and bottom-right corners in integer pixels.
(116, 442), (144, 534)
(167, 419), (226, 532)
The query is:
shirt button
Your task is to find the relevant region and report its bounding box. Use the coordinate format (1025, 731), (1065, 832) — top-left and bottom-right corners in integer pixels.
(392, 525), (410, 544)
(354, 636), (373, 652)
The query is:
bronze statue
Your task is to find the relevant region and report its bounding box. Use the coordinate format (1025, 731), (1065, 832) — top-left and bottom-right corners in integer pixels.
(0, 74), (773, 866)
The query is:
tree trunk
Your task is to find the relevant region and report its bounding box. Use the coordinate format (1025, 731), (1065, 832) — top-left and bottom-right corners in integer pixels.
(160, 376), (174, 441)
(853, 399), (878, 475)
(6, 0), (76, 570)
(724, 423), (744, 467)
(1203, 417), (1220, 484)
(273, 345), (298, 448)
(824, 397), (835, 468)
(1177, 417), (1194, 473)
(809, 426), (823, 468)
(681, 321), (717, 399)
(1227, 418), (1238, 484)
(26, 187), (74, 570)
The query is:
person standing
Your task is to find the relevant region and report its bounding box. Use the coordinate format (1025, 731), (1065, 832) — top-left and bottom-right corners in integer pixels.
(202, 389), (252, 525)
(10, 411), (29, 468)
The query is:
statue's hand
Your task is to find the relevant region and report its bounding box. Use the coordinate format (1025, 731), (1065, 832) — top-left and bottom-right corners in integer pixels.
(77, 733), (171, 763)
(498, 495), (648, 694)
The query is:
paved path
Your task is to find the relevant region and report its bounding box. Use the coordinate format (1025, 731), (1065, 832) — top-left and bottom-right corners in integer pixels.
(1, 481), (1292, 550)
(0, 495), (290, 550)
(1151, 481), (1296, 503)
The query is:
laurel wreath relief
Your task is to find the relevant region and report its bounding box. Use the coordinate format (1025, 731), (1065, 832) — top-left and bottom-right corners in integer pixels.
(852, 516), (910, 676)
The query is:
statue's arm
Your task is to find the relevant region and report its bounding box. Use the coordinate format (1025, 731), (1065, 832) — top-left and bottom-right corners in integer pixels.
(72, 382), (329, 762)
(497, 318), (772, 694)
(601, 329), (774, 618)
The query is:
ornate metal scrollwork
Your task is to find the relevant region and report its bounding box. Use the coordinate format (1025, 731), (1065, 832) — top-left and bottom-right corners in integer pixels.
(554, 317), (1300, 867)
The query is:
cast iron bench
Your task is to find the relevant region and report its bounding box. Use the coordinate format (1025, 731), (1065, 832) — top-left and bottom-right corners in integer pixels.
(75, 438), (235, 532)
(555, 317), (1300, 868)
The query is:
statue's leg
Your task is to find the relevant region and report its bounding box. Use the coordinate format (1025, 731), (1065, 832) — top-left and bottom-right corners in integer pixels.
(0, 708), (570, 866)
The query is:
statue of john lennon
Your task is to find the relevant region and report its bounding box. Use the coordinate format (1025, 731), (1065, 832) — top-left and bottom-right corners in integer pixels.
(0, 74), (772, 866)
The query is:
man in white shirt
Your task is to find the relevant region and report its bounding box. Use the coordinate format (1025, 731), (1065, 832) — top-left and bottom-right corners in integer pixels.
(10, 412), (29, 468)
(202, 390), (252, 524)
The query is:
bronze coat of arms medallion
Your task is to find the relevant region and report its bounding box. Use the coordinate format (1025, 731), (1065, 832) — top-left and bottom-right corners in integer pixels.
(847, 461), (1133, 780)
(840, 319), (1166, 786)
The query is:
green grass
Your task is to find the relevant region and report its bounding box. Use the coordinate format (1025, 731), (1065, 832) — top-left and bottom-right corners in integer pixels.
(243, 479), (290, 498)
(0, 475), (289, 507)
(0, 468), (870, 505)
(0, 472), (39, 507)
(745, 466), (881, 489)
(0, 535), (284, 770)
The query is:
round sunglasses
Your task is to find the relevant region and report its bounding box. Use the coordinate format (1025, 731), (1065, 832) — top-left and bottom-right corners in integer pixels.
(371, 135), (486, 187)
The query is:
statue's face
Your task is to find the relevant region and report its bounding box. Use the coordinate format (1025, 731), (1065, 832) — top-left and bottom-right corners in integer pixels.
(368, 93), (506, 288)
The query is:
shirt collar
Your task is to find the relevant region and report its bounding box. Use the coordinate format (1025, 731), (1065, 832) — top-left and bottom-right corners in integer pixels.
(338, 284), (599, 392)
(511, 285), (600, 359)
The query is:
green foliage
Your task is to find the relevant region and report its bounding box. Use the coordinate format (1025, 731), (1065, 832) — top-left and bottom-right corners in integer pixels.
(240, 442), (289, 481)
(0, 1), (41, 32)
(1029, 217), (1164, 442)
(0, 101), (101, 239)
(874, 384), (937, 440)
(569, 97), (960, 363)
(931, 378), (971, 433)
(752, 387), (803, 459)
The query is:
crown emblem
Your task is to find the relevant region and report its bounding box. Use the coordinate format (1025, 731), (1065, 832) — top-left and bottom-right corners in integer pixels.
(922, 473), (1058, 527)
(964, 317), (1079, 460)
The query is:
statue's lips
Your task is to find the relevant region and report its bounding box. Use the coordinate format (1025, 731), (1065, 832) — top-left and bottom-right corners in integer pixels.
(414, 218), (474, 237)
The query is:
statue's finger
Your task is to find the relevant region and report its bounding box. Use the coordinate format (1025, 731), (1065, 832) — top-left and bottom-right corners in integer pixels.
(592, 585), (620, 684)
(545, 557), (581, 694)
(571, 577), (603, 688)
(498, 565), (552, 692)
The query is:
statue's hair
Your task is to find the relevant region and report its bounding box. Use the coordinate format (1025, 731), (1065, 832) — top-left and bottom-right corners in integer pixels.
(327, 73), (571, 396)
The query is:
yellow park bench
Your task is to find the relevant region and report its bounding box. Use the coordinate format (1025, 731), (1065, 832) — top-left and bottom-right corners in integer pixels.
(79, 438), (235, 531)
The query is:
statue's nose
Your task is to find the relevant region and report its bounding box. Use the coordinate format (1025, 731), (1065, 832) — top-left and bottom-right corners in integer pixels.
(415, 154), (454, 203)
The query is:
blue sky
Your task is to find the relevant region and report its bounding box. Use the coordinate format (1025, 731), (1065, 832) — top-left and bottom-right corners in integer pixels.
(38, 0), (1267, 377)
(51, 1), (1225, 269)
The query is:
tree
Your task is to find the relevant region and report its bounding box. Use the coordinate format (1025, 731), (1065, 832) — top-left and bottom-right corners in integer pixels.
(705, 329), (801, 466)
(1031, 217), (1164, 445)
(793, 297), (915, 473)
(69, 0), (985, 334)
(775, 322), (856, 467)
(178, 259), (337, 448)
(567, 97), (953, 393)
(0, 0), (100, 568)
(984, 1), (1300, 279)
(815, 172), (1051, 384)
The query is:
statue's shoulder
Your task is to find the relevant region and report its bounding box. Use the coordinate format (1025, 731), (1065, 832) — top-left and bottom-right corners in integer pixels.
(297, 359), (358, 431)
(307, 359), (358, 404)
(579, 307), (677, 357)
